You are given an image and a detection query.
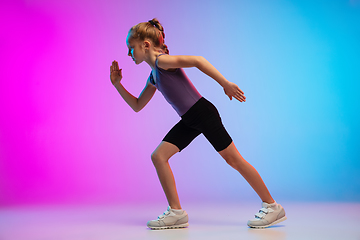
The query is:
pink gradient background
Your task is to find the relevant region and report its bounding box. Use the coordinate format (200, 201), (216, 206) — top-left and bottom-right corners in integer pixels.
(1, 0), (359, 206)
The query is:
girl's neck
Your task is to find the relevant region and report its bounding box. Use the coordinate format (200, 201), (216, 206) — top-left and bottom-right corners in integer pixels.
(145, 48), (165, 69)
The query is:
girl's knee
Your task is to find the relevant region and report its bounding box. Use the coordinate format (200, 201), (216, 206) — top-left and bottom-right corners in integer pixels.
(219, 144), (235, 161)
(151, 142), (178, 166)
(224, 155), (238, 168)
(151, 150), (166, 165)
(219, 144), (245, 169)
(151, 151), (159, 163)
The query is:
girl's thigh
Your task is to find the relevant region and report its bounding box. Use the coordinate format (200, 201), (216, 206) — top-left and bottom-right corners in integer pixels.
(162, 120), (201, 152)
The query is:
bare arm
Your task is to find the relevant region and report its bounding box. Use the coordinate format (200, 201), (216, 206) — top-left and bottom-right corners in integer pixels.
(110, 61), (156, 112)
(157, 55), (246, 102)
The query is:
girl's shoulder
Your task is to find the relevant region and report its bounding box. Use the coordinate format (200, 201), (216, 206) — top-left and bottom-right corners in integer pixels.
(156, 54), (178, 72)
(155, 53), (167, 67)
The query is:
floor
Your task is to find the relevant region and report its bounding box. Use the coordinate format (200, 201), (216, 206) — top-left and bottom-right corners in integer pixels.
(0, 202), (359, 240)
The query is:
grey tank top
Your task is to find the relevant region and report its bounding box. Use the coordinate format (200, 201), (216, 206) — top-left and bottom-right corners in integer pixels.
(149, 54), (202, 116)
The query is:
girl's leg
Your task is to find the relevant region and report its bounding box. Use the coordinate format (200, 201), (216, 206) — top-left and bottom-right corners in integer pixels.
(151, 141), (182, 209)
(218, 142), (274, 204)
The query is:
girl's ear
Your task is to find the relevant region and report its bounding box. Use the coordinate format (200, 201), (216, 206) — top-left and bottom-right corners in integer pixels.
(143, 40), (151, 50)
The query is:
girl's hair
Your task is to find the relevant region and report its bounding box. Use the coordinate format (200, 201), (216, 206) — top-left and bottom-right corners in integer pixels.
(128, 18), (169, 54)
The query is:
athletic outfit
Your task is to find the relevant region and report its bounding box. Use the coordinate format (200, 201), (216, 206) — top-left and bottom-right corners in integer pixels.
(146, 54), (287, 230)
(149, 54), (232, 152)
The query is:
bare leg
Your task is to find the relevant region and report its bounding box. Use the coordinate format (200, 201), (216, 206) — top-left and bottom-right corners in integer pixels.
(219, 142), (274, 204)
(151, 141), (182, 209)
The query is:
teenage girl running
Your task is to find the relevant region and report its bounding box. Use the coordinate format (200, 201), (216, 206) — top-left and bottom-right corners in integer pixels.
(110, 18), (287, 229)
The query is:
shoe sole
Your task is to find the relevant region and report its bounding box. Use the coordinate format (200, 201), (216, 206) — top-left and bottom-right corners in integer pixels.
(248, 216), (287, 229)
(148, 223), (189, 230)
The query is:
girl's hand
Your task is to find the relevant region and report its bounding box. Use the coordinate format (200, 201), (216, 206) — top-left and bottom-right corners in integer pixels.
(223, 81), (246, 102)
(110, 60), (122, 85)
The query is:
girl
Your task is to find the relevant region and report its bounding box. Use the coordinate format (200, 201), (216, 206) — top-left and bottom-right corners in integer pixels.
(110, 18), (286, 229)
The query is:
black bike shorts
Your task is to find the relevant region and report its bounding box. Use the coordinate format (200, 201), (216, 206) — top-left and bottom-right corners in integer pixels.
(163, 97), (233, 152)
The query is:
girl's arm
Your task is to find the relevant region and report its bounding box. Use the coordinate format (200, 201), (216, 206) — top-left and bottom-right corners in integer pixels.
(111, 60), (156, 112)
(157, 55), (246, 102)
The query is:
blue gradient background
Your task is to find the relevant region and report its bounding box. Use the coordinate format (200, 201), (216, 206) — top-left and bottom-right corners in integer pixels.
(0, 0), (359, 206)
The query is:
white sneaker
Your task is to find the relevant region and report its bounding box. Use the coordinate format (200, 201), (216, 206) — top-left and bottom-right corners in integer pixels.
(247, 202), (287, 228)
(147, 206), (189, 230)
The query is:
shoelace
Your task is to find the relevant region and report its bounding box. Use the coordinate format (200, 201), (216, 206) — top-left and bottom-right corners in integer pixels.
(255, 207), (274, 219)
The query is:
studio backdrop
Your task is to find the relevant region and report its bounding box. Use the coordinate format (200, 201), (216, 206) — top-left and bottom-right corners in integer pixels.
(0, 0), (359, 206)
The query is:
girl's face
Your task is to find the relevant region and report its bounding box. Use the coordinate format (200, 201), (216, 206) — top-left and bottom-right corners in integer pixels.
(126, 36), (145, 65)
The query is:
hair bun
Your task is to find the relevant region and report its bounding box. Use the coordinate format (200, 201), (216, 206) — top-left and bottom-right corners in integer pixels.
(148, 18), (165, 39)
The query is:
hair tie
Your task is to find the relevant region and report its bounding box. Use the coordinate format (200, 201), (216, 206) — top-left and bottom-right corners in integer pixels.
(148, 20), (156, 26)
